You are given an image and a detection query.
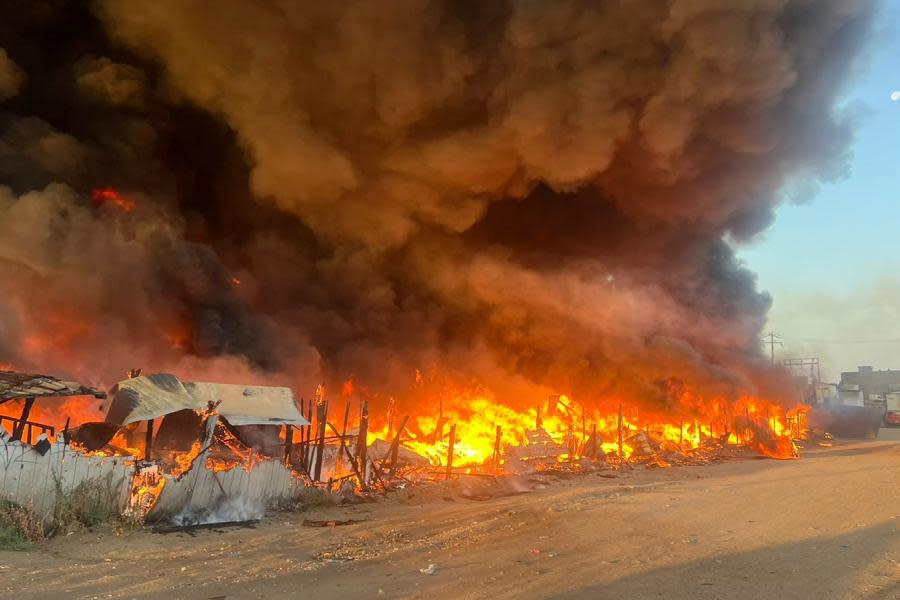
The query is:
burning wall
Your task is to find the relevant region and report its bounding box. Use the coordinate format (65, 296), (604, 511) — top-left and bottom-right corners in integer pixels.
(0, 3), (878, 424)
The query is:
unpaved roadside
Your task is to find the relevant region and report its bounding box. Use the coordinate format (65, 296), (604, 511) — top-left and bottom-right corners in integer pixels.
(2, 440), (898, 600)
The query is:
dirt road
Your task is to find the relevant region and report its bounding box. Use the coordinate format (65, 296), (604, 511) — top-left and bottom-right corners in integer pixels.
(2, 440), (898, 600)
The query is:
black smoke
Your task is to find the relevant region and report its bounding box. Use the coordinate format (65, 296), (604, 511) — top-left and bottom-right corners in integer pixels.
(0, 1), (878, 409)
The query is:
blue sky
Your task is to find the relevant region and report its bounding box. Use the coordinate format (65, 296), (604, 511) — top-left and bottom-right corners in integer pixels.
(737, 4), (900, 379)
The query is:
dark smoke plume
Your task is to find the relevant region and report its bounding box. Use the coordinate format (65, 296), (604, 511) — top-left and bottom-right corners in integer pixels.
(0, 1), (877, 409)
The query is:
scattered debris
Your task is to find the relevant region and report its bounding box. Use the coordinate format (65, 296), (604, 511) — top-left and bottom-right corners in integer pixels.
(419, 563), (438, 575)
(302, 519), (365, 527)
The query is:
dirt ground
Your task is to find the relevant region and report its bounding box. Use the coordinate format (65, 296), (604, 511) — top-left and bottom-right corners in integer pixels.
(1, 439), (898, 600)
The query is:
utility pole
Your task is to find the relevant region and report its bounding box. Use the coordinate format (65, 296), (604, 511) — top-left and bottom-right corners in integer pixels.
(762, 331), (782, 365)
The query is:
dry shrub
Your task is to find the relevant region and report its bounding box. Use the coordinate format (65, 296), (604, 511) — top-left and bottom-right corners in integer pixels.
(0, 499), (45, 550)
(50, 476), (119, 535)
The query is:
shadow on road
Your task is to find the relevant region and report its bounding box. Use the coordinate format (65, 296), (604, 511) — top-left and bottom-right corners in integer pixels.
(549, 520), (899, 600)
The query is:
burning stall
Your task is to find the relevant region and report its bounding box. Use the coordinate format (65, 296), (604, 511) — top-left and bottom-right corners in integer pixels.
(0, 370), (312, 524)
(103, 373), (309, 523)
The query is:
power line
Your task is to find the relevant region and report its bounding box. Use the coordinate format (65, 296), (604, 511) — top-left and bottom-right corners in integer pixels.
(780, 336), (900, 344)
(762, 331), (782, 365)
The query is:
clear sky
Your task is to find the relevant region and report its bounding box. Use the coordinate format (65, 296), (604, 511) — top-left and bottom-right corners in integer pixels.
(738, 3), (900, 381)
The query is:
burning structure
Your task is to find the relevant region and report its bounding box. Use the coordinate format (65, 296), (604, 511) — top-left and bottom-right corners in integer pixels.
(0, 370), (311, 523)
(1, 365), (809, 526)
(0, 1), (877, 521)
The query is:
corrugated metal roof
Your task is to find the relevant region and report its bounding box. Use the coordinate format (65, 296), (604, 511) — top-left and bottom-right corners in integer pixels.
(187, 382), (307, 426)
(0, 370), (105, 402)
(105, 373), (198, 425)
(106, 373), (308, 427)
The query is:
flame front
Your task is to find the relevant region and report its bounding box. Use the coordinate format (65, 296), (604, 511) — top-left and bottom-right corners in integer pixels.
(365, 388), (807, 469)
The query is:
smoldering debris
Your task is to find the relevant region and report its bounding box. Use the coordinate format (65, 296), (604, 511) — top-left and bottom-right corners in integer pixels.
(170, 495), (266, 528)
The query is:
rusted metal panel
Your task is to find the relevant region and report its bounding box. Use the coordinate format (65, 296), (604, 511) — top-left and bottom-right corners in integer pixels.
(0, 370), (105, 402)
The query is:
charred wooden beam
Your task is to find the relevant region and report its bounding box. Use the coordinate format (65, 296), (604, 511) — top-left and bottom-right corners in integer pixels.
(386, 415), (410, 479)
(355, 399), (369, 487)
(446, 424), (456, 480)
(144, 418), (155, 461)
(313, 385), (328, 482)
(283, 424), (294, 465)
(11, 397), (35, 442)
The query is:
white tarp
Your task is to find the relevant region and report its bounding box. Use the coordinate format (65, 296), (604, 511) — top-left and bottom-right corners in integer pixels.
(106, 374), (308, 427)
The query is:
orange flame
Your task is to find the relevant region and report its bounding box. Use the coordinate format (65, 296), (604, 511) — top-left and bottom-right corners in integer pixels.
(91, 187), (136, 213)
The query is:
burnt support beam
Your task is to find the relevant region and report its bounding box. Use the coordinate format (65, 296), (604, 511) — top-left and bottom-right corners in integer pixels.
(11, 397), (35, 442)
(284, 425), (294, 466)
(446, 424), (456, 480)
(386, 415), (410, 479)
(144, 418), (155, 461)
(303, 399), (314, 470)
(355, 399), (369, 487)
(313, 386), (328, 482)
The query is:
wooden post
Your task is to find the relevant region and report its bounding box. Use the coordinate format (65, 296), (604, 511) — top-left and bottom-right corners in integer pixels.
(298, 398), (306, 469)
(591, 423), (598, 459)
(304, 400), (314, 470)
(492, 425), (502, 472)
(387, 415), (410, 479)
(340, 397), (351, 441)
(617, 404), (624, 459)
(11, 397), (35, 442)
(144, 418), (154, 461)
(313, 385), (327, 482)
(335, 396), (352, 473)
(536, 404), (543, 430)
(355, 399), (369, 487)
(679, 419), (684, 446)
(446, 424), (456, 479)
(283, 425), (294, 466)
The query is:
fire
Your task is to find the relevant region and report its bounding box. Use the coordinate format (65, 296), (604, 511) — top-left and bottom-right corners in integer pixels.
(91, 187), (136, 213)
(0, 395), (106, 442)
(364, 386), (808, 470)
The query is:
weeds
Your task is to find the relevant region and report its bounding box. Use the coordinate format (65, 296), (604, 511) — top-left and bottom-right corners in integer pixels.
(0, 500), (45, 551)
(0, 475), (132, 549)
(49, 476), (119, 535)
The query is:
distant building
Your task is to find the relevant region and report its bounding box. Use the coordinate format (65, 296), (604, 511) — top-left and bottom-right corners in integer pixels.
(838, 366), (900, 407)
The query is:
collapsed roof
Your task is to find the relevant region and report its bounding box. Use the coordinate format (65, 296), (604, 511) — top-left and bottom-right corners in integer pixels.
(106, 373), (309, 427)
(0, 370), (105, 402)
